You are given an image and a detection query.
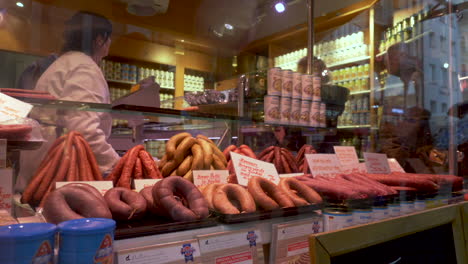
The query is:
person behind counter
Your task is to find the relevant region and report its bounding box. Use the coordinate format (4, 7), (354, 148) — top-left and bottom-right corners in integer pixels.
(16, 11), (119, 191)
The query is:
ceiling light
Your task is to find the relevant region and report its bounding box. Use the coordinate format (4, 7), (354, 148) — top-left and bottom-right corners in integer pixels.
(224, 23), (234, 30)
(274, 2), (286, 13)
(444, 63), (449, 69)
(16, 2), (24, 7)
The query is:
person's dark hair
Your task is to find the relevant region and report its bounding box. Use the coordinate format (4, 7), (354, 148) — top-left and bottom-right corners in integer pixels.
(62, 11), (112, 55)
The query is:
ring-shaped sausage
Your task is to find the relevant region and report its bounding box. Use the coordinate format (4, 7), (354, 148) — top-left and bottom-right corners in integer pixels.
(278, 178), (323, 206)
(152, 176), (209, 222)
(201, 183), (223, 210)
(42, 184), (112, 224)
(247, 176), (294, 210)
(213, 184), (256, 214)
(104, 187), (147, 220)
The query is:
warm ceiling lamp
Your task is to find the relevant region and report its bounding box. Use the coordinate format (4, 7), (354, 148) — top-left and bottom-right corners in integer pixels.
(274, 1), (286, 13)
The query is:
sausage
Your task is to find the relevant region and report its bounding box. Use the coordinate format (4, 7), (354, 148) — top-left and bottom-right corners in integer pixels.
(36, 135), (66, 172)
(104, 187), (147, 220)
(196, 134), (215, 145)
(76, 135), (103, 181)
(297, 178), (366, 200)
(280, 155), (292, 174)
(213, 184), (256, 214)
(42, 184), (112, 224)
(174, 137), (197, 165)
(134, 158), (143, 179)
(365, 173), (439, 193)
(117, 145), (144, 189)
(177, 155), (193, 176)
(223, 145), (237, 162)
(139, 186), (160, 215)
(211, 144), (227, 165)
(261, 150), (275, 163)
(197, 139), (213, 169)
(73, 136), (93, 182)
(21, 157), (55, 205)
(281, 148), (299, 173)
(152, 176), (209, 221)
(247, 176), (294, 210)
(274, 147), (283, 173)
(296, 145), (307, 163)
(278, 178), (322, 206)
(228, 173), (238, 184)
(158, 155), (167, 170)
(258, 146), (275, 159)
(65, 183), (103, 200)
(161, 160), (179, 177)
(166, 132), (191, 160)
(190, 144), (204, 170)
(183, 170), (193, 181)
(201, 183), (223, 210)
(341, 173), (396, 196)
(66, 145), (78, 181)
(212, 154), (226, 170)
(239, 145), (257, 159)
(139, 150), (160, 179)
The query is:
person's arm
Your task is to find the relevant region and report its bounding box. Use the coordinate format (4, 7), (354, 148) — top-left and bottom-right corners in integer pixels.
(60, 64), (119, 173)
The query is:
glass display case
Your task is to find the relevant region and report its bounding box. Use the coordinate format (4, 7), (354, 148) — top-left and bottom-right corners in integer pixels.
(0, 0), (467, 263)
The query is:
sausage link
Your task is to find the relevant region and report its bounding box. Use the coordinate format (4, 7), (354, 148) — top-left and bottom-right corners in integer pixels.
(117, 145), (144, 189)
(174, 137), (197, 164)
(177, 155), (193, 176)
(166, 132), (191, 160)
(76, 134), (102, 181)
(139, 150), (160, 179)
(190, 144), (204, 170)
(258, 146), (275, 159)
(223, 145), (237, 161)
(197, 139), (213, 169)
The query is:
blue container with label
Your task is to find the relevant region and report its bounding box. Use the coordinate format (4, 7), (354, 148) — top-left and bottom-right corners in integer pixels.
(0, 223), (56, 264)
(58, 218), (116, 264)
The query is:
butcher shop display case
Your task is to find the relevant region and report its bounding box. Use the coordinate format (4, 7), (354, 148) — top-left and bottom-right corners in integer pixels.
(1, 0), (468, 263)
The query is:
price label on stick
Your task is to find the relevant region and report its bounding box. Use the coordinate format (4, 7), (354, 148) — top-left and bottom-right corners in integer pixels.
(0, 93), (33, 122)
(134, 179), (161, 192)
(334, 146), (359, 167)
(56, 181), (113, 195)
(193, 170), (229, 188)
(230, 152), (279, 186)
(363, 153), (391, 174)
(305, 154), (341, 177)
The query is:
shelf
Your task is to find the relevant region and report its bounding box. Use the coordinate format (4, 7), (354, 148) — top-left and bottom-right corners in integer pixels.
(328, 56), (370, 69)
(350, 89), (371, 95)
(376, 31), (432, 57)
(107, 79), (175, 90)
(337, 124), (371, 129)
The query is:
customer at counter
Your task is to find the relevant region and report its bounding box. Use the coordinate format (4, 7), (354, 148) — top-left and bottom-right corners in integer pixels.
(16, 11), (119, 191)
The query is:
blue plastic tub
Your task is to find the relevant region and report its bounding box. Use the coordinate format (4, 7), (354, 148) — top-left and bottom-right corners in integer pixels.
(57, 218), (116, 264)
(0, 223), (57, 264)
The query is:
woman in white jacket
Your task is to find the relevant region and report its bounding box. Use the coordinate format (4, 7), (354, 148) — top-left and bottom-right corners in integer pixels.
(16, 11), (119, 191)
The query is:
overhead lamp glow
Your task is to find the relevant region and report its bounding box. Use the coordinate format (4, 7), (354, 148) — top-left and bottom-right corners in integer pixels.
(274, 2), (286, 13)
(224, 23), (234, 30)
(444, 63), (449, 69)
(16, 2), (24, 7)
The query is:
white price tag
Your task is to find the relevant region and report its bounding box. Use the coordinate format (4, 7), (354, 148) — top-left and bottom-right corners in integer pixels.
(193, 170), (229, 188)
(305, 154), (341, 177)
(334, 146), (360, 167)
(230, 152), (279, 186)
(363, 153), (391, 174)
(0, 93), (33, 122)
(198, 229), (262, 254)
(116, 239), (201, 264)
(134, 179), (160, 192)
(56, 181), (113, 195)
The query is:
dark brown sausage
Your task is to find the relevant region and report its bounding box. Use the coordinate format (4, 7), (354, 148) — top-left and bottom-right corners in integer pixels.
(104, 187), (147, 220)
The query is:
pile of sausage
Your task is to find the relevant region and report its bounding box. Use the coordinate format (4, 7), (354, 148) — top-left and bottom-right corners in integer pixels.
(108, 145), (162, 189)
(0, 123), (32, 141)
(222, 144), (257, 183)
(295, 144), (317, 174)
(201, 176), (322, 214)
(42, 176), (209, 224)
(257, 146), (298, 174)
(21, 131), (102, 207)
(158, 133), (227, 181)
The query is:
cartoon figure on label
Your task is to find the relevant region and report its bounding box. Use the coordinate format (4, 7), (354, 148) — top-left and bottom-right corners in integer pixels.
(180, 243), (196, 263)
(94, 234), (113, 264)
(246, 231), (258, 247)
(32, 240), (53, 264)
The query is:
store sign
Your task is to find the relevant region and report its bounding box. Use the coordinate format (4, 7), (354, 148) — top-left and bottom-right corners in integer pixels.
(388, 158), (405, 173)
(197, 229), (263, 264)
(230, 152), (279, 186)
(0, 168), (13, 213)
(363, 153), (391, 174)
(0, 139), (6, 168)
(134, 179), (161, 192)
(193, 170), (229, 188)
(305, 154), (341, 177)
(0, 93), (33, 122)
(334, 146), (359, 166)
(116, 239), (201, 264)
(56, 181), (113, 195)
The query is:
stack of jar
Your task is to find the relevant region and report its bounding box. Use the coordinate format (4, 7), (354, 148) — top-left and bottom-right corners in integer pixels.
(109, 87), (131, 101)
(101, 60), (137, 83)
(315, 31), (368, 66)
(184, 75), (205, 92)
(331, 64), (370, 93)
(264, 67), (326, 127)
(139, 68), (175, 88)
(160, 93), (175, 109)
(274, 48), (307, 71)
(144, 140), (165, 159)
(338, 94), (370, 126)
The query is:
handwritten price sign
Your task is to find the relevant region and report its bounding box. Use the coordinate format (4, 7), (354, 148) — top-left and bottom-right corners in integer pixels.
(305, 154), (341, 177)
(0, 93), (33, 122)
(230, 152), (279, 186)
(334, 146), (359, 166)
(134, 179), (161, 192)
(193, 170), (229, 188)
(363, 153), (391, 174)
